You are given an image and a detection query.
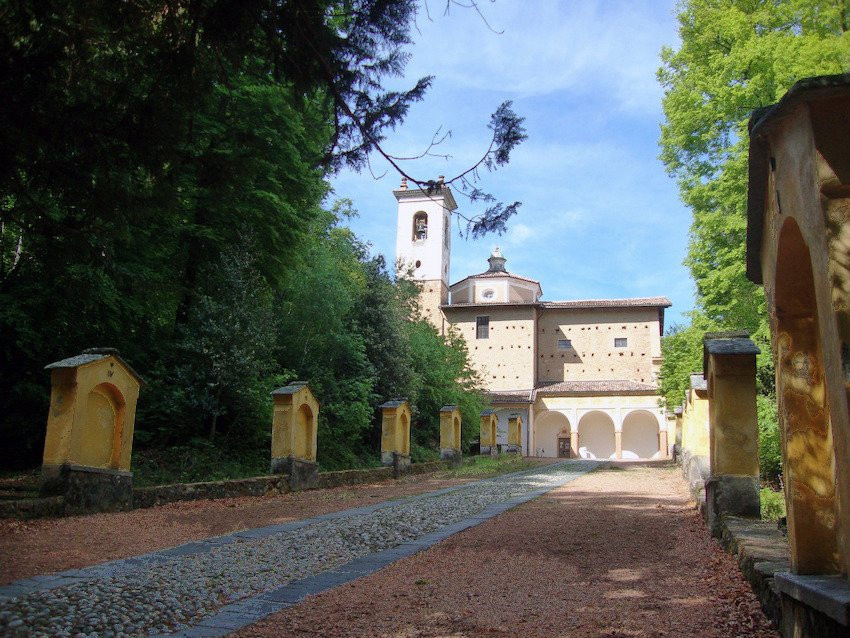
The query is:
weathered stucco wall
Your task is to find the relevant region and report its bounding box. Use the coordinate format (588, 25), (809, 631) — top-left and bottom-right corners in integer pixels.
(445, 306), (536, 391)
(416, 280), (448, 332)
(536, 307), (660, 384)
(757, 99), (849, 577)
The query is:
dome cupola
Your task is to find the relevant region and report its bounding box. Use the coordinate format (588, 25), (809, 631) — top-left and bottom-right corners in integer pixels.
(487, 247), (508, 273)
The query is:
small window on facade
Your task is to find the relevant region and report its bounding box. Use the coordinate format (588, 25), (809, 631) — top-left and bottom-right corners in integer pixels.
(557, 339), (572, 349)
(444, 218), (449, 248)
(412, 212), (428, 241)
(615, 337), (628, 348)
(476, 316), (490, 339)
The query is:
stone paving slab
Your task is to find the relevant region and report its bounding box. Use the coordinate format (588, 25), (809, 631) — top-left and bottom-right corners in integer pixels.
(0, 460), (600, 637)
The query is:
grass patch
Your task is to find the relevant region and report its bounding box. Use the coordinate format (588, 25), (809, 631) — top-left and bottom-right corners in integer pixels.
(760, 487), (786, 521)
(446, 454), (540, 478)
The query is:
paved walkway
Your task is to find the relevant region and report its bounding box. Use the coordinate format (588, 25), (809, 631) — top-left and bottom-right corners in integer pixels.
(0, 461), (598, 637)
(236, 463), (778, 638)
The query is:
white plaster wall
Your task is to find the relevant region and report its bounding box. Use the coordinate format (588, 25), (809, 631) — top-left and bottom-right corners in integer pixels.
(395, 193), (451, 285)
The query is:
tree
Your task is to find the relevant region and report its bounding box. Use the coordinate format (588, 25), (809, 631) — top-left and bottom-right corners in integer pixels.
(657, 0), (848, 480)
(659, 0), (848, 328)
(0, 1), (524, 469)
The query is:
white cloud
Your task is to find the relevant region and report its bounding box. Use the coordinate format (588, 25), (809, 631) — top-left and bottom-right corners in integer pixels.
(403, 0), (673, 114)
(507, 222), (536, 244)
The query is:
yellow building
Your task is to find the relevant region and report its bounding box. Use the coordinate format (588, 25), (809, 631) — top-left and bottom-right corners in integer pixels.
(394, 184), (671, 459)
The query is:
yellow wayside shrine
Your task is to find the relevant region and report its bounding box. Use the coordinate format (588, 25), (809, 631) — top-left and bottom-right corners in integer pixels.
(41, 348), (143, 513)
(507, 414), (523, 454)
(271, 382), (320, 489)
(380, 399), (411, 468)
(439, 405), (461, 462)
(480, 410), (498, 456)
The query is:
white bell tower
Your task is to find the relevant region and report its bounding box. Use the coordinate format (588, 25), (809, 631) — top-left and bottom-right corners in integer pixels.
(394, 176), (457, 329)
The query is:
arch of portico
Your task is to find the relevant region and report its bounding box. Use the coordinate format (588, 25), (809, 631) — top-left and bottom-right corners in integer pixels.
(534, 410), (571, 458)
(577, 411), (616, 460)
(621, 409), (661, 460)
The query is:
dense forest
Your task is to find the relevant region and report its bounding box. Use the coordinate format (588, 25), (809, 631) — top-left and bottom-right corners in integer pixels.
(657, 0), (849, 480)
(0, 1), (524, 481)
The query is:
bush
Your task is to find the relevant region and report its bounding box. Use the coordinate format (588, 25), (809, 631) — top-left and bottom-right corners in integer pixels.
(133, 440), (268, 487)
(760, 487), (786, 521)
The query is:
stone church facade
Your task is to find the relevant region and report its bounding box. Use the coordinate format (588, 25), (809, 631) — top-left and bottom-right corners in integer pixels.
(394, 181), (671, 459)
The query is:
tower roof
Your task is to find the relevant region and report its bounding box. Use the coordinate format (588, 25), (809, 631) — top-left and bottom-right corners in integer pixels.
(392, 176), (458, 210)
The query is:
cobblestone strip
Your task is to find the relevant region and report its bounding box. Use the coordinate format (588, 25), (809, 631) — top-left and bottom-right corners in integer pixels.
(0, 460), (600, 637)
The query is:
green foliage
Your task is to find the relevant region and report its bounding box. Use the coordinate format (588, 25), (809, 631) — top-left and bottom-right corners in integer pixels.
(449, 454), (539, 477)
(657, 0), (848, 478)
(0, 2), (502, 477)
(133, 441), (269, 488)
(660, 0), (846, 329)
(757, 393), (782, 483)
(760, 487), (786, 522)
(659, 315), (717, 411)
(405, 322), (489, 455)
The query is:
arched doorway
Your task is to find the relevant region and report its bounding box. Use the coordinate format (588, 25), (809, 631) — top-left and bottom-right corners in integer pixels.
(622, 410), (660, 459)
(578, 411), (615, 460)
(535, 411), (571, 458)
(775, 218), (839, 573)
(295, 403), (314, 459)
(79, 383), (126, 469)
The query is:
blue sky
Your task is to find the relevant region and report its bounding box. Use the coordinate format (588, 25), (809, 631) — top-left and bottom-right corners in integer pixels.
(329, 0), (694, 328)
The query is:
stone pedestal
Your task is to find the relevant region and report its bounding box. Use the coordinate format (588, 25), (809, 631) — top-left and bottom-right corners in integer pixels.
(705, 475), (760, 537)
(440, 448), (462, 463)
(391, 451), (411, 478)
(42, 464), (133, 515)
(270, 456), (318, 491)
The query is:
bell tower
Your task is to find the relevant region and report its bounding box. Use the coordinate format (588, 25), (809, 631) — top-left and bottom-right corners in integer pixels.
(394, 176), (457, 331)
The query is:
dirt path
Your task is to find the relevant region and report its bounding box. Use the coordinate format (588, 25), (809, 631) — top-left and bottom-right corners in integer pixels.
(0, 460), (557, 586)
(236, 464), (778, 638)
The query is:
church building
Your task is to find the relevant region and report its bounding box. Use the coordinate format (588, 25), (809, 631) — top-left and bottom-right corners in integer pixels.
(394, 179), (672, 460)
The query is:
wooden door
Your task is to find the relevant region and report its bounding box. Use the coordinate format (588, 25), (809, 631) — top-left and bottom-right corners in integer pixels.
(558, 437), (570, 458)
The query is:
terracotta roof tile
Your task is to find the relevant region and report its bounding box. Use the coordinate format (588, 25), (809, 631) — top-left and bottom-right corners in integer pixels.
(450, 270), (541, 288)
(535, 380), (658, 395)
(542, 297), (672, 309)
(486, 390), (534, 404)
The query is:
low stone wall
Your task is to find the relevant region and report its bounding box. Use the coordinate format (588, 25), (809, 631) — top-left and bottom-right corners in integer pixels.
(0, 495), (65, 520)
(1, 460), (458, 519)
(133, 475), (291, 509)
(678, 448), (709, 511)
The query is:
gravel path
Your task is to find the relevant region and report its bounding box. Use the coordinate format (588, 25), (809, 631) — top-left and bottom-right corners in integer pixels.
(237, 464), (779, 638)
(0, 459), (558, 585)
(0, 460), (593, 637)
